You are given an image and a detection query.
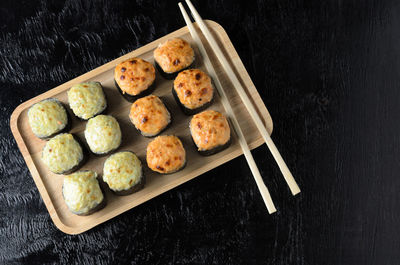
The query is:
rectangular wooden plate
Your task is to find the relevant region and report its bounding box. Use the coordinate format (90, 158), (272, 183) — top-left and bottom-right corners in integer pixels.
(10, 20), (273, 234)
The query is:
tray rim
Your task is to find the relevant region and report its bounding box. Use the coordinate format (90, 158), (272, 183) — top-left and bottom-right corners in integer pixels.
(10, 20), (273, 234)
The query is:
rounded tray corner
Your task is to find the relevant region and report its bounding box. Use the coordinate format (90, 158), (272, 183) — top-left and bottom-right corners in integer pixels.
(10, 22), (274, 234)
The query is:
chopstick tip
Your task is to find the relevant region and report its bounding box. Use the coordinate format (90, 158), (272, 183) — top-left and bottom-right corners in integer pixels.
(292, 188), (301, 196)
(268, 207), (277, 214)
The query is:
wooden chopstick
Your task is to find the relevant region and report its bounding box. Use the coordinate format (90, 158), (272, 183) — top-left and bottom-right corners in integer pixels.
(184, 0), (301, 196)
(178, 3), (277, 213)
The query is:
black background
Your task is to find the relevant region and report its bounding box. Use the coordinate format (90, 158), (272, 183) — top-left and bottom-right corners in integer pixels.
(1, 0), (400, 264)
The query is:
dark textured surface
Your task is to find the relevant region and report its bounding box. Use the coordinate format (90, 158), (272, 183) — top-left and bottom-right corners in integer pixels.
(1, 0), (400, 264)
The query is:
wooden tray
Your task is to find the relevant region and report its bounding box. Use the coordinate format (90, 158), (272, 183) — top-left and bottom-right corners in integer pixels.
(10, 20), (273, 234)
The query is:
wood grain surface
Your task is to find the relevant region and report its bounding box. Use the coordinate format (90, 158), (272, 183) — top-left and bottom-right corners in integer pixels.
(2, 0), (400, 264)
(10, 21), (273, 234)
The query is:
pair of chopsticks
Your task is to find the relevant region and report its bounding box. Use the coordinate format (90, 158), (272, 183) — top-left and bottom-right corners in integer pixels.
(178, 0), (300, 213)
